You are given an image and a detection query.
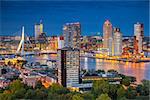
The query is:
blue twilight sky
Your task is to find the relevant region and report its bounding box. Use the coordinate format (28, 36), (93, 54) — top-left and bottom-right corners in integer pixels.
(0, 0), (149, 36)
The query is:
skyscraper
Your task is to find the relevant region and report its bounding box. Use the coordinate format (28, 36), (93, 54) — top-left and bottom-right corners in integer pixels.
(113, 28), (122, 56)
(35, 21), (43, 41)
(57, 47), (80, 87)
(63, 22), (81, 49)
(134, 22), (144, 53)
(103, 20), (113, 56)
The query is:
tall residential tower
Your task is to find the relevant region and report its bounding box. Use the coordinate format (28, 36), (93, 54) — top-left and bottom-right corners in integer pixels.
(57, 47), (80, 87)
(113, 27), (122, 56)
(103, 20), (113, 56)
(134, 22), (144, 53)
(63, 22), (81, 49)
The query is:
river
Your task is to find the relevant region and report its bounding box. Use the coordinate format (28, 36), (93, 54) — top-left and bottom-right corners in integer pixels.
(25, 54), (150, 83)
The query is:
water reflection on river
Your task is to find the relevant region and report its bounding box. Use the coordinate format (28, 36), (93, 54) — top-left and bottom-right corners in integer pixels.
(25, 54), (150, 83)
(80, 57), (150, 83)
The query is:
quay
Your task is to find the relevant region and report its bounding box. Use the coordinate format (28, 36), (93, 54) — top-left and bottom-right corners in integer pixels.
(80, 55), (150, 63)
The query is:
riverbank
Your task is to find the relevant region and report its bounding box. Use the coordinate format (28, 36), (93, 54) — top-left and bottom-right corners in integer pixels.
(80, 55), (150, 63)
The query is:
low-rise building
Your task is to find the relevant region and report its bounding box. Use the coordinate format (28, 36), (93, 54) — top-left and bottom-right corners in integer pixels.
(0, 77), (11, 89)
(20, 72), (41, 88)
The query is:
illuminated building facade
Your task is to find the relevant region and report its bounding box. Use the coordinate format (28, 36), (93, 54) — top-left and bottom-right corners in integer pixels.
(58, 36), (64, 49)
(95, 48), (109, 57)
(133, 36), (139, 54)
(57, 47), (80, 87)
(113, 28), (122, 56)
(134, 22), (144, 53)
(63, 22), (81, 49)
(35, 21), (43, 41)
(36, 32), (47, 50)
(103, 20), (113, 56)
(49, 36), (58, 51)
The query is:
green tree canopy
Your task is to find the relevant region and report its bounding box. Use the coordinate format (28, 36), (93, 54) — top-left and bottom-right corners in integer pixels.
(35, 88), (48, 99)
(13, 88), (26, 99)
(48, 83), (69, 94)
(24, 89), (36, 99)
(122, 77), (131, 86)
(96, 93), (111, 100)
(35, 81), (43, 89)
(96, 69), (105, 74)
(82, 92), (94, 100)
(0, 93), (13, 100)
(136, 80), (150, 96)
(117, 86), (126, 99)
(126, 86), (137, 99)
(108, 84), (118, 99)
(9, 80), (24, 93)
(72, 94), (84, 100)
(92, 79), (109, 97)
(107, 69), (118, 74)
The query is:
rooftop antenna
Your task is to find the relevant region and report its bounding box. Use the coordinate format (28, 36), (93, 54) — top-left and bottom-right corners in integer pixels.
(40, 19), (42, 24)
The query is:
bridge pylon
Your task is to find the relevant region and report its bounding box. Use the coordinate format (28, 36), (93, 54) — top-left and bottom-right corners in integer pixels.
(16, 26), (25, 56)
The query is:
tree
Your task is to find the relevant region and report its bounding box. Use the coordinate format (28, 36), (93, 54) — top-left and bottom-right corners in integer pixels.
(92, 80), (109, 97)
(48, 92), (59, 100)
(72, 94), (84, 100)
(118, 96), (127, 100)
(122, 77), (130, 86)
(117, 86), (126, 99)
(136, 84), (143, 95)
(24, 89), (36, 99)
(129, 76), (136, 82)
(136, 80), (150, 96)
(141, 80), (150, 96)
(35, 81), (43, 89)
(48, 83), (69, 94)
(0, 93), (14, 100)
(9, 80), (24, 93)
(119, 74), (125, 79)
(35, 88), (48, 99)
(82, 92), (94, 100)
(13, 88), (26, 99)
(96, 93), (111, 100)
(108, 84), (118, 99)
(126, 86), (137, 99)
(107, 69), (117, 73)
(96, 70), (105, 74)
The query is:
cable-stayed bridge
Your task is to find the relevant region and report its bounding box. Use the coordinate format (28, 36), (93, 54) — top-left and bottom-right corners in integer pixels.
(0, 26), (57, 56)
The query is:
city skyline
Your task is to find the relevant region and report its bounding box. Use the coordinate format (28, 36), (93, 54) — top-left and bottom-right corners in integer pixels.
(0, 1), (149, 36)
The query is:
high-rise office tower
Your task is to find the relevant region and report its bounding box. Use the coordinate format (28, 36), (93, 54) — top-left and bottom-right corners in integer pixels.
(103, 20), (113, 56)
(113, 28), (122, 56)
(35, 21), (43, 41)
(63, 22), (81, 49)
(134, 22), (144, 53)
(57, 47), (80, 87)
